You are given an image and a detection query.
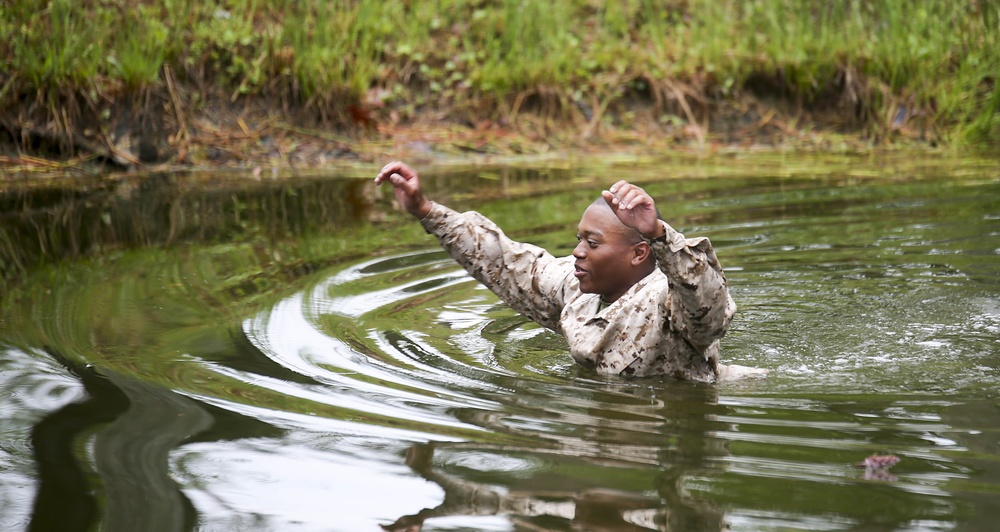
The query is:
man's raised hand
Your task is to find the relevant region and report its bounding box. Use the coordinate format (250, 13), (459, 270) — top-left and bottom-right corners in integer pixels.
(601, 181), (665, 240)
(375, 161), (432, 219)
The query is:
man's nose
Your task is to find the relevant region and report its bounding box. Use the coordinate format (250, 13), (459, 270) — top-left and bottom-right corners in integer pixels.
(572, 241), (587, 259)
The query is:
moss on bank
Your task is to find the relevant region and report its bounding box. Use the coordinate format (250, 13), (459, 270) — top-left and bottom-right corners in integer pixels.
(1, 1), (998, 171)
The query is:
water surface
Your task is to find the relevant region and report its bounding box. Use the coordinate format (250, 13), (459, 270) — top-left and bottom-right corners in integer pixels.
(1, 153), (999, 531)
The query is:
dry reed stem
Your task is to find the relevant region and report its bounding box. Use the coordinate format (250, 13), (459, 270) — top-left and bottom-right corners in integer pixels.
(664, 80), (705, 146)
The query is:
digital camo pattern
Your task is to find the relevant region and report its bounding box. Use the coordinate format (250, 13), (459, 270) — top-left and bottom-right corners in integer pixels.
(420, 202), (737, 382)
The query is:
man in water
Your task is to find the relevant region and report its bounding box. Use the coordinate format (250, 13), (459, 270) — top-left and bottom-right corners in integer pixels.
(375, 161), (750, 382)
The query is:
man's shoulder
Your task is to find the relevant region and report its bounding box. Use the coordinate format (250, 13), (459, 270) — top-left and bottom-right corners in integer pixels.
(637, 268), (669, 290)
(615, 270), (670, 308)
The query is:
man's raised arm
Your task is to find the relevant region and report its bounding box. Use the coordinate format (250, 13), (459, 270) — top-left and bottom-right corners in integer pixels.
(374, 162), (574, 332)
(601, 180), (736, 349)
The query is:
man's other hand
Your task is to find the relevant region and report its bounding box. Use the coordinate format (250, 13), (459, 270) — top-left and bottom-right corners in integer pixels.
(375, 161), (432, 219)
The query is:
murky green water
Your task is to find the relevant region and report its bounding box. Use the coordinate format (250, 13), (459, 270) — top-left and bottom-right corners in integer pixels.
(1, 153), (999, 531)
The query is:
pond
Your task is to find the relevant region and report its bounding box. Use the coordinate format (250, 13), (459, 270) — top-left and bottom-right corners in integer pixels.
(1, 153), (999, 531)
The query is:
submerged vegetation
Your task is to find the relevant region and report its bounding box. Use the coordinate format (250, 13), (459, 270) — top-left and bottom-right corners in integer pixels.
(1, 0), (998, 168)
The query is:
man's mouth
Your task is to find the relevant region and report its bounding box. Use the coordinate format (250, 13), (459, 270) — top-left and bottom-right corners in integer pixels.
(574, 263), (588, 278)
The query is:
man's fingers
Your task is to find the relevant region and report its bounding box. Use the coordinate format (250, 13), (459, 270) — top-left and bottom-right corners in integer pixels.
(618, 189), (636, 209)
(379, 160), (405, 175)
(611, 188), (639, 210)
(627, 192), (652, 210)
(609, 182), (654, 209)
(388, 172), (411, 190)
(608, 180), (629, 194)
(375, 161), (414, 184)
(601, 189), (619, 204)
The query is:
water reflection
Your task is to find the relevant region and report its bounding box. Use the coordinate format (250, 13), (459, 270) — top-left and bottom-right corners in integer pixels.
(0, 171), (380, 285)
(28, 350), (130, 532)
(0, 155), (999, 530)
(0, 346), (86, 530)
(25, 348), (284, 532)
(383, 384), (728, 531)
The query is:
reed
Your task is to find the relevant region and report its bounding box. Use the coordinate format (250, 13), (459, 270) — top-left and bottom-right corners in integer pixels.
(1, 0), (996, 147)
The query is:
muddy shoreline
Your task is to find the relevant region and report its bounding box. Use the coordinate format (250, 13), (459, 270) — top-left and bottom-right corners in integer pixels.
(1, 86), (947, 179)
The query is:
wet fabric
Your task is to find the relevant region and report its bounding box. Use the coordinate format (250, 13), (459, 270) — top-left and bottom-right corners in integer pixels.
(420, 202), (737, 381)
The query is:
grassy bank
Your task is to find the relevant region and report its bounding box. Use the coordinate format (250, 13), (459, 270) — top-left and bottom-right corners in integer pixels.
(1, 1), (998, 168)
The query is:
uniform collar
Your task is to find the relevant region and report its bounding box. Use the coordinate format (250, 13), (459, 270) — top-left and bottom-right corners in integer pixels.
(583, 269), (664, 323)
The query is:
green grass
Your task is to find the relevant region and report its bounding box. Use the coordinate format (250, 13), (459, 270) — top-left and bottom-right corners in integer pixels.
(677, 1), (1000, 141)
(1, 0), (997, 145)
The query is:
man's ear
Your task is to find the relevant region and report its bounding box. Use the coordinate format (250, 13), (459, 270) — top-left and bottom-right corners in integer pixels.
(631, 242), (652, 266)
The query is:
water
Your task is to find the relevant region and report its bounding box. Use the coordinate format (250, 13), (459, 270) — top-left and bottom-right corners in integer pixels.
(1, 153), (999, 531)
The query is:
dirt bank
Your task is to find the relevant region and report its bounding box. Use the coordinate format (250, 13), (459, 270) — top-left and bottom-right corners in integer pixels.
(1, 82), (944, 177)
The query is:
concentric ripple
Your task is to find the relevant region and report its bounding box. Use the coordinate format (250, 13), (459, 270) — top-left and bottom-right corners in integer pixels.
(2, 156), (999, 530)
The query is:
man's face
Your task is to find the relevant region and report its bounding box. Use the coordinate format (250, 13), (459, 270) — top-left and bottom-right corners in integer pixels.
(573, 204), (641, 303)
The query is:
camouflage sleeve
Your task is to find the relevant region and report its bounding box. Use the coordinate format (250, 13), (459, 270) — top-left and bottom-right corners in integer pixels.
(650, 220), (737, 349)
(419, 202), (575, 332)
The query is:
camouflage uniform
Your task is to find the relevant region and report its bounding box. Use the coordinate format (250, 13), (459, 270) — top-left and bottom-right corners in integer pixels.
(420, 202), (737, 381)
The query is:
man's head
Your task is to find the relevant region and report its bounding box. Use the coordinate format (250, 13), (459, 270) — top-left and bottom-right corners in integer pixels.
(572, 198), (656, 303)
